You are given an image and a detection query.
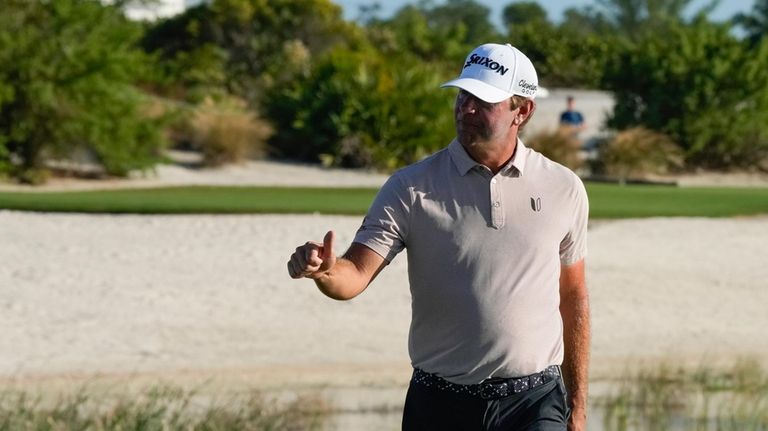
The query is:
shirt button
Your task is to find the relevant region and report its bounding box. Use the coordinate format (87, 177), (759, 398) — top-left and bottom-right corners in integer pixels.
(491, 178), (497, 184)
(493, 202), (500, 207)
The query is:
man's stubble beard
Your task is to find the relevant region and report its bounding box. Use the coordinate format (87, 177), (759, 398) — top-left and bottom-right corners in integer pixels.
(456, 123), (491, 148)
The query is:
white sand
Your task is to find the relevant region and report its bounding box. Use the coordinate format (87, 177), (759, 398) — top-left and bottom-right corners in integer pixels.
(1, 151), (768, 425)
(0, 157), (390, 192)
(2, 210), (767, 393)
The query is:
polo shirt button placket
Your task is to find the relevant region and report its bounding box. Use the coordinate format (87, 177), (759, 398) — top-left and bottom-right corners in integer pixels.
(490, 176), (504, 229)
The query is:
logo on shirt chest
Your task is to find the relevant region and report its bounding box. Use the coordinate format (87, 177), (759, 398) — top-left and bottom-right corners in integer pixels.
(530, 197), (542, 212)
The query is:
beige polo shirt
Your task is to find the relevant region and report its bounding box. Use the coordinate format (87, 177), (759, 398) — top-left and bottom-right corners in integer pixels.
(353, 139), (588, 385)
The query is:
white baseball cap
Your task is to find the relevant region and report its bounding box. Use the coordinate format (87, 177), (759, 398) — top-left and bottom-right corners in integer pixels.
(441, 43), (539, 103)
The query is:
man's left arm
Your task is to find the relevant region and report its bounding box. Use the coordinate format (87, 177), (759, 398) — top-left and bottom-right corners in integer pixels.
(559, 258), (590, 431)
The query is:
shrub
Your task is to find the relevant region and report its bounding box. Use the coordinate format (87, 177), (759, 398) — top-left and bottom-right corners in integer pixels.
(263, 46), (455, 170)
(600, 127), (684, 181)
(198, 119), (262, 166)
(603, 19), (768, 170)
(172, 98), (272, 167)
(141, 0), (361, 108)
(525, 128), (584, 171)
(0, 0), (168, 183)
(510, 21), (617, 89)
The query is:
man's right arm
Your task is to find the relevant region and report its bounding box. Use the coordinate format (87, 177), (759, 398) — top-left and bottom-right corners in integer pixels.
(287, 230), (387, 300)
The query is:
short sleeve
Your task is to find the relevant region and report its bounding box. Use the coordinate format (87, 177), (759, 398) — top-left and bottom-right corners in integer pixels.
(559, 175), (589, 265)
(353, 174), (411, 262)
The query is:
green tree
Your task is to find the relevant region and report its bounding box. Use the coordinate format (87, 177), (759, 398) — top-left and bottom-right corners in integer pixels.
(594, 0), (719, 40)
(0, 0), (167, 183)
(364, 5), (470, 66)
(263, 46), (455, 170)
(421, 0), (501, 46)
(365, 0), (503, 70)
(139, 5), (229, 102)
(734, 0), (768, 46)
(603, 18), (768, 168)
(499, 1), (618, 89)
(559, 6), (615, 37)
(142, 0), (362, 106)
(502, 1), (548, 28)
(508, 19), (616, 88)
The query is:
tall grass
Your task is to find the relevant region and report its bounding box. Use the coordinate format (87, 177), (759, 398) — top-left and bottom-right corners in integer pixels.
(167, 97), (273, 167)
(0, 385), (327, 431)
(599, 127), (684, 182)
(597, 360), (768, 431)
(525, 128), (584, 171)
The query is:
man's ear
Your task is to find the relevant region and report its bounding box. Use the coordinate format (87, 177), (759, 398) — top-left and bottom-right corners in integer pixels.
(517, 99), (536, 127)
(519, 99), (536, 121)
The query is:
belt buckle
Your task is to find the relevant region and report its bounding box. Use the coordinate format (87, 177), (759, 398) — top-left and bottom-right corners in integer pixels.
(480, 381), (509, 399)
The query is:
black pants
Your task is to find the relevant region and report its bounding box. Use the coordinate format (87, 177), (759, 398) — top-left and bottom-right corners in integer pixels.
(402, 375), (570, 431)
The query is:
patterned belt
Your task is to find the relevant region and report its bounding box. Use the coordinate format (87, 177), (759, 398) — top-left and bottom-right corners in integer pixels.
(411, 365), (561, 399)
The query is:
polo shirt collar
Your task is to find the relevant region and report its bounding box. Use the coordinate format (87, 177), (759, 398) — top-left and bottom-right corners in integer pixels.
(448, 139), (477, 176)
(448, 138), (528, 177)
(510, 139), (528, 176)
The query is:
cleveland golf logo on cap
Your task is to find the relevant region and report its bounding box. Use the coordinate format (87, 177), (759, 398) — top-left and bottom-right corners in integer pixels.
(464, 54), (510, 76)
(518, 79), (537, 96)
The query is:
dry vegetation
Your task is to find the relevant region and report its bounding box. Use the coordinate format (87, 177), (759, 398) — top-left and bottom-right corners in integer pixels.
(0, 385), (327, 431)
(597, 360), (768, 431)
(525, 127), (585, 171)
(170, 98), (273, 167)
(600, 127), (684, 181)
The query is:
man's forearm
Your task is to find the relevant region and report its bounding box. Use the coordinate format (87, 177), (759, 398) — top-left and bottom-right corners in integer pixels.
(312, 257), (370, 300)
(311, 243), (387, 301)
(560, 291), (591, 422)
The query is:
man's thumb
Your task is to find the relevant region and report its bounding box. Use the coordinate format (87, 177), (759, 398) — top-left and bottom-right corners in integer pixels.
(322, 230), (335, 259)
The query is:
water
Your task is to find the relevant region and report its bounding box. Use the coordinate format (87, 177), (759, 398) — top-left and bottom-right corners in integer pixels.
(326, 407), (611, 430)
(313, 376), (768, 431)
(319, 383), (610, 431)
(325, 406), (716, 431)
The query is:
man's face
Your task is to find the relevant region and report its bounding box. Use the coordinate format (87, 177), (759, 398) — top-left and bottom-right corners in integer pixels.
(454, 90), (518, 148)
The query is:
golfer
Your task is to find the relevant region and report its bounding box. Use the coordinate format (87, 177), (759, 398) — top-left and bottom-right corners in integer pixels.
(287, 43), (589, 431)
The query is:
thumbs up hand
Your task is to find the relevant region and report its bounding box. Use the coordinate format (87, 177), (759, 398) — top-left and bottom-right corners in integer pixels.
(287, 231), (337, 280)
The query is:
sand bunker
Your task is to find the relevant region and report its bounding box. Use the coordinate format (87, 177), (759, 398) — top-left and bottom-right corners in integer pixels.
(2, 211), (766, 391)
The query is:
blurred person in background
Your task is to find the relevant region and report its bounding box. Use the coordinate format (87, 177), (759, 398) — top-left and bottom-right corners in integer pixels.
(559, 95), (586, 137)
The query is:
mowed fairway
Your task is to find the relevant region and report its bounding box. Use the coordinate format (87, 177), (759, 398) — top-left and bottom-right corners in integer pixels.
(0, 187), (376, 215)
(1, 183), (768, 218)
(586, 183), (768, 218)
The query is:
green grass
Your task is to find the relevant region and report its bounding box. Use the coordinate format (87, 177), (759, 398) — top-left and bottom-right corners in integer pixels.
(586, 183), (768, 218)
(597, 360), (768, 431)
(0, 186), (376, 215)
(0, 385), (327, 431)
(1, 183), (767, 218)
